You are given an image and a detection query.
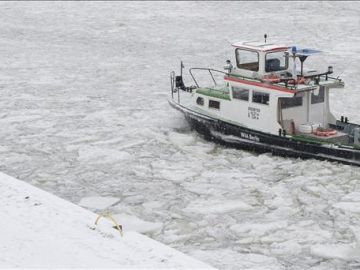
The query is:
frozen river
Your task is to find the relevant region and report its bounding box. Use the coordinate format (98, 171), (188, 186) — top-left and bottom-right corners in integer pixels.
(0, 2), (360, 269)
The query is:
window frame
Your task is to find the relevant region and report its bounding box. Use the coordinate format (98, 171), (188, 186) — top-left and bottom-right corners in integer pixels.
(311, 87), (325, 104)
(232, 86), (250, 102)
(235, 48), (260, 72)
(265, 51), (289, 73)
(208, 99), (220, 110)
(280, 96), (303, 109)
(252, 91), (270, 105)
(196, 96), (204, 106)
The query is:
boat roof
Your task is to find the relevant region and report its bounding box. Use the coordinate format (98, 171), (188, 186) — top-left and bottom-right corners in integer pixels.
(232, 41), (323, 55)
(231, 41), (289, 52)
(294, 48), (322, 56)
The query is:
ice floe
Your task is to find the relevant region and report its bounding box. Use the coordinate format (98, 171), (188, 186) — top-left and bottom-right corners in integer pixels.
(112, 213), (163, 234)
(78, 196), (121, 210)
(184, 199), (253, 215)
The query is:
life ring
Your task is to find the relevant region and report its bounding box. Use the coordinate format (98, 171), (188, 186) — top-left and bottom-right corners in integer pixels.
(314, 128), (337, 137)
(262, 74), (280, 83)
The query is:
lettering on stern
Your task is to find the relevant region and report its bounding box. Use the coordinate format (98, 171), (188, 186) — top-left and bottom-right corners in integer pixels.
(240, 132), (260, 142)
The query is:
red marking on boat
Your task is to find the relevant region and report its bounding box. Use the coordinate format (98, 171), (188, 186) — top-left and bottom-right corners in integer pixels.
(224, 76), (296, 94)
(265, 47), (290, 52)
(262, 74), (281, 83)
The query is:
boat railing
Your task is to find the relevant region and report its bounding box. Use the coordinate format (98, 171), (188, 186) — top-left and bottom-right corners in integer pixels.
(170, 65), (344, 104)
(318, 75), (344, 86)
(189, 68), (228, 88)
(170, 71), (175, 99)
(170, 67), (227, 104)
(227, 72), (343, 91)
(170, 70), (194, 104)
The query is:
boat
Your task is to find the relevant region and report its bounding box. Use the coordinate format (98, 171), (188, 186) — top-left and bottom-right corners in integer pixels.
(168, 36), (360, 166)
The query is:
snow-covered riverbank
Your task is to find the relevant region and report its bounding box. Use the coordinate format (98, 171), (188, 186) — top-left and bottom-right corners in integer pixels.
(0, 172), (213, 269)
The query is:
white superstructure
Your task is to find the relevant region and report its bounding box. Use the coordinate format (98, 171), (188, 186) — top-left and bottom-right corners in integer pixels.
(184, 41), (344, 136)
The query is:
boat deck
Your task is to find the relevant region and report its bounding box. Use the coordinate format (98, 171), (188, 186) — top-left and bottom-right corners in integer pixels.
(294, 131), (349, 145)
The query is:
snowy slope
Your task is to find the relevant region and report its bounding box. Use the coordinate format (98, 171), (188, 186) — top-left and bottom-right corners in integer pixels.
(0, 172), (213, 269)
(0, 1), (360, 269)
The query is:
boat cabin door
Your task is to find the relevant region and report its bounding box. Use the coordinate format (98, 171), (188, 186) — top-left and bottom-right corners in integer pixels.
(309, 86), (327, 127)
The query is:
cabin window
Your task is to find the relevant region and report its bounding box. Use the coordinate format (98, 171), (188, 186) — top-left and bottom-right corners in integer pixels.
(209, 100), (220, 110)
(265, 51), (288, 72)
(252, 91), (269, 105)
(311, 87), (325, 104)
(235, 49), (259, 71)
(280, 96), (303, 109)
(232, 87), (249, 101)
(196, 96), (204, 106)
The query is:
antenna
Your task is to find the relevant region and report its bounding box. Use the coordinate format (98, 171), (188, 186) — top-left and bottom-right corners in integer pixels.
(264, 34), (267, 43)
(180, 61), (184, 77)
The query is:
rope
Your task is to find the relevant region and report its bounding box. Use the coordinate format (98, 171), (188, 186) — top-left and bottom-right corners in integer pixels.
(95, 211), (123, 237)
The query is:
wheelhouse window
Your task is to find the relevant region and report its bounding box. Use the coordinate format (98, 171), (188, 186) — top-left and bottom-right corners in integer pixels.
(252, 91), (269, 105)
(196, 96), (204, 106)
(311, 87), (325, 104)
(209, 100), (220, 110)
(280, 96), (303, 109)
(235, 49), (259, 71)
(232, 87), (249, 101)
(265, 51), (288, 72)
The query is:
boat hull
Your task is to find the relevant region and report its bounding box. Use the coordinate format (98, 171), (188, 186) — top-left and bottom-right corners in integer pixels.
(169, 99), (360, 167)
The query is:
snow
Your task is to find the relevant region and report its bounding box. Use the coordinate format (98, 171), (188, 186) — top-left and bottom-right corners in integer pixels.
(0, 172), (213, 269)
(0, 1), (359, 269)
